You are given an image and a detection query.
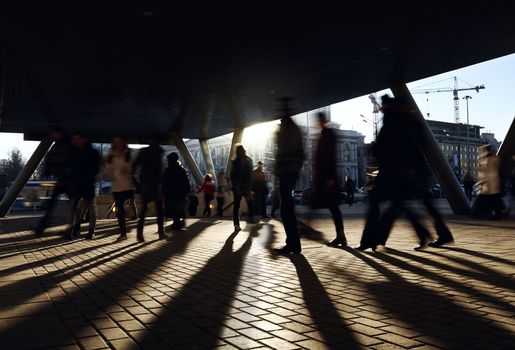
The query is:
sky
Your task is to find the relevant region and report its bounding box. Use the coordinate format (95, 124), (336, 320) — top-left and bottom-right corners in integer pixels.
(1, 53), (514, 160)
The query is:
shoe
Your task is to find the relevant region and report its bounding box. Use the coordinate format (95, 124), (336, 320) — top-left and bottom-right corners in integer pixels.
(273, 246), (301, 254)
(137, 233), (145, 242)
(355, 244), (376, 251)
(234, 225), (241, 232)
(35, 227), (44, 237)
(86, 229), (95, 240)
(414, 242), (428, 251)
(158, 233), (167, 240)
(116, 235), (128, 242)
(327, 236), (347, 247)
(428, 237), (454, 248)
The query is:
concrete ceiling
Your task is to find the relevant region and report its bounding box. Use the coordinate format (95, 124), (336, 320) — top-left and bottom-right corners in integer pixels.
(1, 1), (515, 142)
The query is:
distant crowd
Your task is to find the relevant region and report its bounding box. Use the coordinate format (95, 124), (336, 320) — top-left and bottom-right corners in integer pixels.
(34, 96), (512, 253)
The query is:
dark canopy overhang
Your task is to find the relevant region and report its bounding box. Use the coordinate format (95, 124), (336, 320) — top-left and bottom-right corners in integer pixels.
(1, 2), (515, 142)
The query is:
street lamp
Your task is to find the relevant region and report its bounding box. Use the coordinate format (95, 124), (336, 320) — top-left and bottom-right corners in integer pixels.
(462, 95), (472, 140)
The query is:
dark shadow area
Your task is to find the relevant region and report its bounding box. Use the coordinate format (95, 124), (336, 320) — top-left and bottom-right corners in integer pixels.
(0, 220), (212, 348)
(370, 250), (515, 314)
(346, 249), (515, 349)
(137, 224), (261, 347)
(288, 254), (360, 349)
(386, 248), (515, 292)
(439, 246), (515, 267)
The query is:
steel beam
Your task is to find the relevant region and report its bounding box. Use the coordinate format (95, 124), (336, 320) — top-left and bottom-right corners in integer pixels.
(199, 138), (216, 183)
(225, 127), (244, 177)
(0, 137), (53, 217)
(169, 131), (203, 186)
(391, 82), (471, 214)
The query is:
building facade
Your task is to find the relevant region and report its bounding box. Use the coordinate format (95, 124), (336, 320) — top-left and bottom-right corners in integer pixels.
(426, 119), (489, 180)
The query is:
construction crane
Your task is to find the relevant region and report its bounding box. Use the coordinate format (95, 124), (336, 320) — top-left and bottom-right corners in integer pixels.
(411, 76), (485, 123)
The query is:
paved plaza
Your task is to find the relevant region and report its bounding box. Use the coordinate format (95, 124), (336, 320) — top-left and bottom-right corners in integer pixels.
(0, 205), (514, 349)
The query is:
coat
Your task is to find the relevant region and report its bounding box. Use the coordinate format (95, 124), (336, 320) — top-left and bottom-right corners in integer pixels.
(133, 145), (164, 200)
(69, 144), (101, 199)
(230, 154), (253, 194)
(275, 117), (305, 176)
(313, 127), (341, 207)
(162, 162), (191, 217)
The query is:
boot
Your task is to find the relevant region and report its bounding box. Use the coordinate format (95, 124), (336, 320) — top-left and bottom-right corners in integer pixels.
(86, 228), (95, 240)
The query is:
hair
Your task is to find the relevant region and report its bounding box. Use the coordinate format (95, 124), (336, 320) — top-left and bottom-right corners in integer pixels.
(167, 152), (179, 163)
(204, 174), (212, 182)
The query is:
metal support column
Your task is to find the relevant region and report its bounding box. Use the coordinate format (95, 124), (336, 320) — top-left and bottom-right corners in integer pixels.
(169, 131), (203, 187)
(199, 138), (216, 182)
(391, 82), (471, 214)
(225, 127), (244, 177)
(0, 138), (53, 217)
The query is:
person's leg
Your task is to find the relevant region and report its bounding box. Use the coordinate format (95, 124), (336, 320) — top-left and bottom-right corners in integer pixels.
(422, 197), (454, 246)
(85, 196), (97, 239)
(260, 193), (268, 217)
(129, 197), (138, 220)
(245, 191), (254, 223)
(233, 192), (242, 228)
(155, 197), (165, 237)
(277, 173), (301, 252)
(327, 204), (347, 246)
(376, 200), (402, 247)
(403, 202), (432, 250)
(36, 185), (66, 235)
(217, 197), (224, 216)
(65, 197), (80, 239)
(357, 192), (381, 250)
(137, 198), (148, 241)
(113, 192), (128, 239)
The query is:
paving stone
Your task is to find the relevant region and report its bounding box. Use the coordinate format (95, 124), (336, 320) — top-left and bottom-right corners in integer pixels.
(1, 216), (514, 350)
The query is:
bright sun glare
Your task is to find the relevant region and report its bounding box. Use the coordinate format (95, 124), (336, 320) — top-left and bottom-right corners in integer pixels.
(242, 120), (280, 146)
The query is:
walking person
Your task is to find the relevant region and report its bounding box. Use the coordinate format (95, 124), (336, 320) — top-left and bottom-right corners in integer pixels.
(216, 171), (229, 217)
(35, 128), (72, 236)
(273, 98), (305, 254)
(230, 144), (254, 231)
(67, 133), (101, 240)
(312, 112), (348, 247)
(133, 137), (165, 241)
(463, 172), (475, 201)
(188, 190), (199, 217)
(477, 144), (505, 220)
(270, 176), (280, 218)
(105, 136), (135, 241)
(345, 176), (356, 206)
(199, 174), (216, 217)
(251, 161), (270, 220)
(162, 152), (191, 230)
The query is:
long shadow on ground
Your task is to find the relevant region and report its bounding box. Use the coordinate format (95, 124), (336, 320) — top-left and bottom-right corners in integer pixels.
(346, 248), (515, 349)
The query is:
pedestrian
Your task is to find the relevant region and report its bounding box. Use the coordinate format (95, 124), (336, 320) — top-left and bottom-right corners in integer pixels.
(35, 128), (72, 236)
(198, 174), (216, 217)
(312, 112), (347, 247)
(67, 132), (101, 240)
(476, 144), (505, 220)
(105, 136), (135, 241)
(162, 152), (191, 230)
(270, 176), (280, 218)
(463, 172), (475, 201)
(357, 95), (432, 251)
(188, 190), (199, 216)
(230, 144), (254, 231)
(251, 161), (270, 220)
(216, 171), (229, 217)
(132, 137), (165, 241)
(273, 97), (305, 254)
(345, 176), (356, 206)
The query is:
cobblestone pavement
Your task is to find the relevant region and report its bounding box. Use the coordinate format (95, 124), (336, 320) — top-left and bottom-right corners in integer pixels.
(0, 211), (514, 349)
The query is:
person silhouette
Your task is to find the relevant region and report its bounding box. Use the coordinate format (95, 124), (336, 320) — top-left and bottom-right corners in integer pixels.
(273, 98), (305, 254)
(312, 112), (347, 247)
(230, 144), (254, 231)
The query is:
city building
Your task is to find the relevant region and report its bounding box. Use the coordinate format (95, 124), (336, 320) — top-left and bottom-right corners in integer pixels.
(426, 119), (489, 179)
(179, 107), (365, 190)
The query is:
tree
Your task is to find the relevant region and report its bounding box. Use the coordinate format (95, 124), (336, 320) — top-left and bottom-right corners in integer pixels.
(4, 148), (26, 182)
